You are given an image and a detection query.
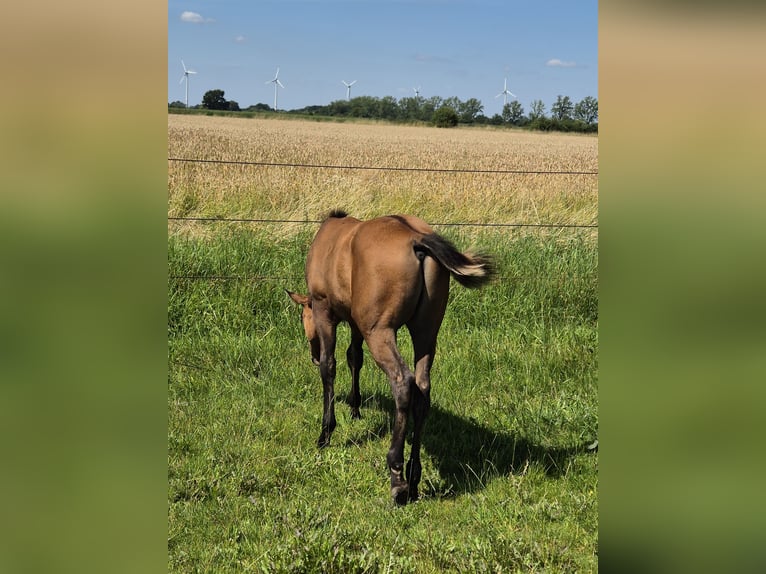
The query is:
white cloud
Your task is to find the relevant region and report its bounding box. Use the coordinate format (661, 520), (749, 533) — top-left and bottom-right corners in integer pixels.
(546, 58), (577, 68)
(234, 35), (246, 44)
(180, 11), (214, 24)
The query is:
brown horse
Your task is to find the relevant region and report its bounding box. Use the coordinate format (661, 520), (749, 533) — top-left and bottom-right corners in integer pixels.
(287, 210), (493, 505)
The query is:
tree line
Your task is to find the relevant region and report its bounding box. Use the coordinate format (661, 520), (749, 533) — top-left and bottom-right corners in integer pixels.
(169, 89), (597, 133)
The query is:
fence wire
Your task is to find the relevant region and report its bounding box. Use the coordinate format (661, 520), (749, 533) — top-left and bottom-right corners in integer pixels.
(168, 155), (598, 285)
(168, 157), (598, 176)
(168, 216), (597, 229)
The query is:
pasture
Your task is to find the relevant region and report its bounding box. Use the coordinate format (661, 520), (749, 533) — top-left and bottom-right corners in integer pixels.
(168, 115), (598, 572)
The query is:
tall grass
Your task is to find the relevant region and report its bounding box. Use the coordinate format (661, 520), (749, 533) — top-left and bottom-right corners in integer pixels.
(168, 115), (597, 235)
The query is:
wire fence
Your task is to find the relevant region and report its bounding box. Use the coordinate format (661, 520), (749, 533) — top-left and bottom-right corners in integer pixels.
(168, 272), (596, 284)
(168, 156), (598, 229)
(168, 157), (598, 176)
(168, 156), (598, 285)
(168, 215), (597, 229)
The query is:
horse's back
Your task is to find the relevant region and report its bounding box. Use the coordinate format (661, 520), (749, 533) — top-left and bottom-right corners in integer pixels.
(311, 214), (430, 275)
(305, 214), (361, 313)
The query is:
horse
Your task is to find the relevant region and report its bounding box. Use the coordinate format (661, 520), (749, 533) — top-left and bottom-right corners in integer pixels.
(287, 210), (494, 505)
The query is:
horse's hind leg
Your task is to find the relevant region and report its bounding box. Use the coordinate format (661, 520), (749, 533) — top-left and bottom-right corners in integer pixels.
(405, 323), (441, 502)
(406, 262), (449, 501)
(365, 328), (415, 506)
(346, 327), (363, 419)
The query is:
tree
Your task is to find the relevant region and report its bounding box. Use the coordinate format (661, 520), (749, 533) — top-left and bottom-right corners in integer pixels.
(420, 96), (443, 122)
(327, 99), (351, 116)
(377, 96), (398, 120)
(457, 98), (484, 123)
(227, 100), (240, 112)
(432, 106), (458, 128)
(574, 96), (598, 124)
(349, 96), (379, 118)
(202, 89), (228, 110)
(529, 116), (553, 131)
(529, 99), (546, 120)
(442, 97), (461, 113)
(551, 95), (574, 120)
(503, 101), (525, 125)
(168, 100), (186, 108)
(245, 103), (272, 112)
(397, 96), (421, 121)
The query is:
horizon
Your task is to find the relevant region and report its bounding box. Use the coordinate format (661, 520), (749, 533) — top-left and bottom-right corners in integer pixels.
(168, 88), (595, 116)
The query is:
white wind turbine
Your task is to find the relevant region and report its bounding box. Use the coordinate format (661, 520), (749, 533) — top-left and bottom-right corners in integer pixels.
(266, 67), (285, 111)
(179, 60), (197, 108)
(342, 80), (356, 100)
(495, 78), (516, 108)
(413, 86), (421, 98)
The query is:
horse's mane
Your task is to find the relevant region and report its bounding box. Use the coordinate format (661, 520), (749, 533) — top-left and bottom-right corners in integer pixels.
(326, 209), (348, 220)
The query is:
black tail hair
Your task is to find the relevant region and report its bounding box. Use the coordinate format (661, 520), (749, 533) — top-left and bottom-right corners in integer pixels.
(416, 233), (494, 289)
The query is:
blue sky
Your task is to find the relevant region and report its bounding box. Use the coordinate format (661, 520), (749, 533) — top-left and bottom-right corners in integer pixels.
(168, 0), (597, 114)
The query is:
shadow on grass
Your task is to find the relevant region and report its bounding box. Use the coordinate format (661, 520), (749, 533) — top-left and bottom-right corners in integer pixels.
(345, 392), (595, 498)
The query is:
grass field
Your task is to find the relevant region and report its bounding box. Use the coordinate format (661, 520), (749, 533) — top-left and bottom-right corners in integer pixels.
(168, 115), (598, 572)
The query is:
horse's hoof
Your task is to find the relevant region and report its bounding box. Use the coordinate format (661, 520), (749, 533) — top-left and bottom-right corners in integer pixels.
(392, 484), (410, 506)
(350, 409), (362, 420)
(317, 435), (331, 449)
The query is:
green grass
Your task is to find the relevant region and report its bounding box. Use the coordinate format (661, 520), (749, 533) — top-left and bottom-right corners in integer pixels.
(168, 226), (597, 572)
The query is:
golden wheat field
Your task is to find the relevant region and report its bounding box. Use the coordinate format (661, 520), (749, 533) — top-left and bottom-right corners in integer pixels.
(167, 114), (597, 237)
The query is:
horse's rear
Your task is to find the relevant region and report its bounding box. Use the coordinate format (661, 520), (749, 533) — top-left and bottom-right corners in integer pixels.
(304, 212), (452, 334)
(288, 211), (493, 505)
(350, 214), (451, 335)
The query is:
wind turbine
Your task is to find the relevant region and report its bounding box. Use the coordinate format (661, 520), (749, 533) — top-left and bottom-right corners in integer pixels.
(495, 78), (516, 108)
(342, 80), (356, 100)
(266, 67), (284, 111)
(413, 86), (421, 98)
(179, 60), (197, 108)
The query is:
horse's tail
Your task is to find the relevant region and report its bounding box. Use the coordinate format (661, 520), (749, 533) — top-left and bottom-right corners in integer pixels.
(416, 233), (494, 288)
